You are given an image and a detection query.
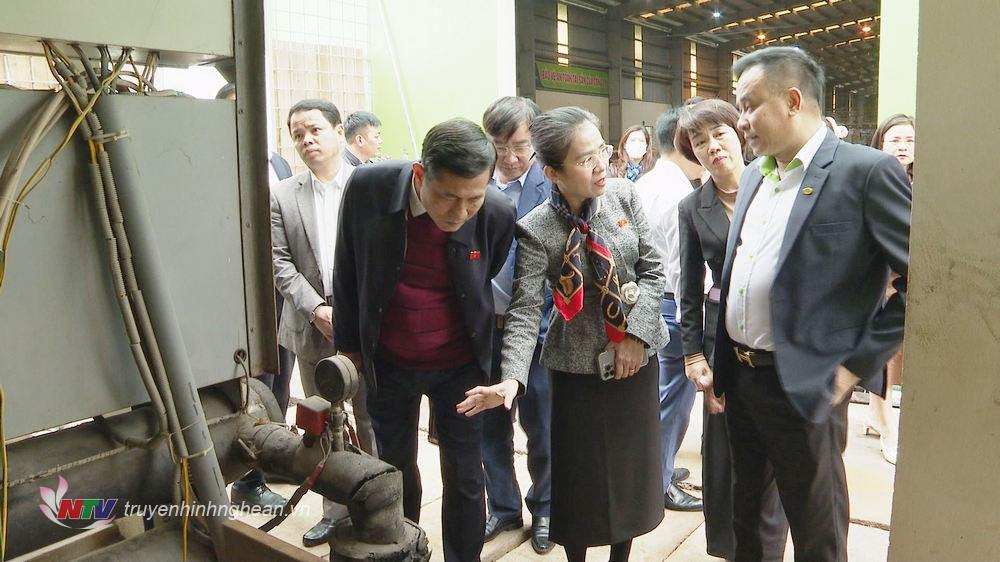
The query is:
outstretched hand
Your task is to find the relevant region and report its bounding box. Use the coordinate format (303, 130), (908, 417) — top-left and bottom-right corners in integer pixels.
(456, 379), (520, 417)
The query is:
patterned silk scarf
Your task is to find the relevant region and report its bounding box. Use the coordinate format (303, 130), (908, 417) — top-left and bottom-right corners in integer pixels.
(625, 161), (642, 182)
(549, 188), (628, 342)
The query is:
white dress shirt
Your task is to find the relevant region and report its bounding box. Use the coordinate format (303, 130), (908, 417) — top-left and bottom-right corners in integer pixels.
(726, 124), (827, 350)
(312, 161), (354, 297)
(633, 157), (693, 297)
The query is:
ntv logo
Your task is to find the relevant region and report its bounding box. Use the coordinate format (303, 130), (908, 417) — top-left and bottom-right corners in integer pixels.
(38, 476), (117, 530)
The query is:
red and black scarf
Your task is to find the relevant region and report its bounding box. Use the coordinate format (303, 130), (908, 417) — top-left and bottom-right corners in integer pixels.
(549, 188), (628, 342)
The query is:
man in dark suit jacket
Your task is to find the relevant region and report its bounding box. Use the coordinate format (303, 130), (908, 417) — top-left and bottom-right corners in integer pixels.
(342, 110), (382, 167)
(479, 97), (555, 553)
(711, 47), (911, 561)
(333, 118), (516, 562)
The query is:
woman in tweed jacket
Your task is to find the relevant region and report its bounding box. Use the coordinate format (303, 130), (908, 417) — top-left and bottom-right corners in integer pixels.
(459, 107), (668, 561)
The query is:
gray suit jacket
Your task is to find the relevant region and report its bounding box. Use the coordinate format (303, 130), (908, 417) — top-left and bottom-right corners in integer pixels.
(501, 178), (669, 385)
(270, 171), (334, 364)
(714, 130), (912, 422)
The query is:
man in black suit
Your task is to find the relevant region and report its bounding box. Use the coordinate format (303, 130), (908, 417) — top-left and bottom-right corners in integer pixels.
(343, 110), (383, 166)
(712, 47), (911, 561)
(333, 118), (516, 561)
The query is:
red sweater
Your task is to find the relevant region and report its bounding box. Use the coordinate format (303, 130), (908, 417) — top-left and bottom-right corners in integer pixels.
(378, 213), (473, 370)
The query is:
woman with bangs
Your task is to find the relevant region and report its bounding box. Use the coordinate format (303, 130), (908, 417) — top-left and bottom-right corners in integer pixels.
(674, 99), (789, 561)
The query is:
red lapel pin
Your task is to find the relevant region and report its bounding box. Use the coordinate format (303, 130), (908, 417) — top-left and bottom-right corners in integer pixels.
(469, 250), (481, 261)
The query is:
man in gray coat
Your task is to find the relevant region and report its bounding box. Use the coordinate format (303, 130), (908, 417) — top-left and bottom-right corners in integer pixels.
(709, 47), (911, 561)
(270, 98), (377, 547)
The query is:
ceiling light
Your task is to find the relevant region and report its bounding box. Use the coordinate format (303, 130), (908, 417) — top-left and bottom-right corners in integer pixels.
(757, 32), (767, 40)
(713, 10), (721, 18)
(861, 24), (872, 32)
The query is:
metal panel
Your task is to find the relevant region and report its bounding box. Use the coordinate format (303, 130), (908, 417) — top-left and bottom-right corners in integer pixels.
(0, 90), (248, 438)
(233, 0), (278, 377)
(0, 1), (232, 64)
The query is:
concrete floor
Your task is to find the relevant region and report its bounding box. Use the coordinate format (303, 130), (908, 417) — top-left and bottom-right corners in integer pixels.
(235, 367), (898, 561)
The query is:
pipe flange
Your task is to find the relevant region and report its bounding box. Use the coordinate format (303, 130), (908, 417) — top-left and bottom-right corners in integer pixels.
(329, 518), (429, 562)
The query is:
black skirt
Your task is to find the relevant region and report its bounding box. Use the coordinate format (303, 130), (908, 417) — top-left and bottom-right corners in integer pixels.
(549, 358), (663, 547)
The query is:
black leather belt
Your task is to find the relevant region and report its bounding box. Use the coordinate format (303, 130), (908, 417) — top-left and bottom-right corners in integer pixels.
(663, 292), (675, 300)
(733, 344), (774, 368)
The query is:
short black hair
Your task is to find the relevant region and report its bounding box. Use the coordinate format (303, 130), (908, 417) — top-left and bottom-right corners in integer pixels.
(482, 96), (542, 141)
(215, 82), (236, 100)
(421, 118), (496, 179)
(287, 99), (342, 129)
(344, 111), (382, 141)
(529, 106), (600, 170)
(732, 46), (826, 110)
(675, 99), (744, 164)
(654, 108), (681, 154)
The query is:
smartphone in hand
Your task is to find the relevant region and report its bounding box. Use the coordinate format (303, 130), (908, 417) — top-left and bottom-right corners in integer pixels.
(597, 349), (615, 381)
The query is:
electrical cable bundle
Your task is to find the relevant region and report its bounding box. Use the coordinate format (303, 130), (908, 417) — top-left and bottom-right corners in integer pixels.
(0, 42), (201, 559)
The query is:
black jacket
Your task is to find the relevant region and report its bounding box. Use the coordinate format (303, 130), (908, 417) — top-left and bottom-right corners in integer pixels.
(677, 178), (730, 357)
(333, 161), (516, 391)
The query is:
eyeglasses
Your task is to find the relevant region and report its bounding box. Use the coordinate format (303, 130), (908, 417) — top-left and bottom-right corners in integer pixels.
(573, 144), (614, 169)
(494, 143), (534, 157)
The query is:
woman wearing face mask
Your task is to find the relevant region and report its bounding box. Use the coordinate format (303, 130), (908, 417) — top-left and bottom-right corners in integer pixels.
(610, 125), (656, 182)
(864, 113), (915, 464)
(457, 107), (668, 562)
(675, 99), (789, 561)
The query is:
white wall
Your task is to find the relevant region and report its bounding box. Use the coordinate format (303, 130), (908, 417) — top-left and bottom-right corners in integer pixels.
(535, 89), (610, 138)
(621, 98), (668, 131)
(888, 1), (1000, 560)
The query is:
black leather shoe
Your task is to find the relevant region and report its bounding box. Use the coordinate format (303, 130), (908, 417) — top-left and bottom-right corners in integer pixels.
(664, 484), (703, 512)
(530, 516), (554, 554)
(484, 514), (523, 542)
(672, 467), (691, 483)
(230, 483), (287, 510)
(302, 517), (336, 548)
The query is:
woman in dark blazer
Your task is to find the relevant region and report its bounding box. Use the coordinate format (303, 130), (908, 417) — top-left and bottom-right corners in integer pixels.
(674, 99), (788, 561)
(459, 107), (668, 562)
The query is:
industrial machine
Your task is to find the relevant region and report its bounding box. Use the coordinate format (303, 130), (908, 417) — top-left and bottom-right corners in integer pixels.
(0, 2), (427, 560)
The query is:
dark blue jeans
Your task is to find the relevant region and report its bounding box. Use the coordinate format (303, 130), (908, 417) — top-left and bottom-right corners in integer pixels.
(368, 356), (486, 562)
(657, 297), (697, 493)
(481, 328), (552, 522)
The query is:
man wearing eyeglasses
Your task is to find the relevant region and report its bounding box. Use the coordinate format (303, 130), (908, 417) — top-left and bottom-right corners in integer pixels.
(479, 96), (556, 554)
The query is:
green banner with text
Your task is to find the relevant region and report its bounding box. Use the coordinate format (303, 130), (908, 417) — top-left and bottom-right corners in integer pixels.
(536, 61), (609, 96)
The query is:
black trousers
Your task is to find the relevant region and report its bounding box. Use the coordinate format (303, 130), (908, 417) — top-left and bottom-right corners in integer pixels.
(704, 408), (788, 561)
(368, 357), (486, 562)
(726, 363), (849, 562)
(702, 299), (787, 560)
